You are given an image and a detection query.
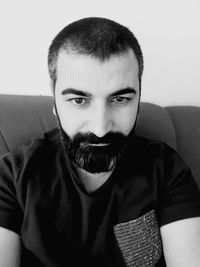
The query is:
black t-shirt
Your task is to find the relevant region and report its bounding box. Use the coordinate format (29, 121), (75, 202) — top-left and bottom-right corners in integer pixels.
(0, 128), (199, 267)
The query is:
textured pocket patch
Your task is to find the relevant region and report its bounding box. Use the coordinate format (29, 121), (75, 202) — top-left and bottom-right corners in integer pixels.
(114, 210), (162, 267)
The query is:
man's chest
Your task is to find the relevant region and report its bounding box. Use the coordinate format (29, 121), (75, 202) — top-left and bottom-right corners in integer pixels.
(20, 176), (164, 266)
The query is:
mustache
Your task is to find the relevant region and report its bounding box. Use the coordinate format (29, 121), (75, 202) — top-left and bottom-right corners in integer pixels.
(71, 132), (127, 145)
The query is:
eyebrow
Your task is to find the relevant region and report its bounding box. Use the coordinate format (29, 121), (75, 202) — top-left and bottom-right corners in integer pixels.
(61, 87), (136, 97)
(109, 87), (136, 97)
(61, 88), (92, 97)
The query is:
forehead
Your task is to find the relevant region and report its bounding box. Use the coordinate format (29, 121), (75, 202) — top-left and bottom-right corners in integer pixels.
(55, 49), (139, 95)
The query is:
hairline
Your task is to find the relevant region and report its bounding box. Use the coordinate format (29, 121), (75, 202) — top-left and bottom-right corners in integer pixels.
(51, 46), (141, 90)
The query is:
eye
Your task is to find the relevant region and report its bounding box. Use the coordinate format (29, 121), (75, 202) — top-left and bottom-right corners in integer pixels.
(68, 98), (89, 106)
(110, 96), (130, 104)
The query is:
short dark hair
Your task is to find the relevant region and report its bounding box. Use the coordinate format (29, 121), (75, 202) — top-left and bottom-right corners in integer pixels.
(48, 17), (144, 89)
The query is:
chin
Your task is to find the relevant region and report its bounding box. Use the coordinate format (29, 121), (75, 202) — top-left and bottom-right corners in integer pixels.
(76, 159), (116, 174)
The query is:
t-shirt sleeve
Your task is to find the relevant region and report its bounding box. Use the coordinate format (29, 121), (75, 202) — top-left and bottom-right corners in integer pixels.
(0, 153), (23, 234)
(157, 145), (200, 227)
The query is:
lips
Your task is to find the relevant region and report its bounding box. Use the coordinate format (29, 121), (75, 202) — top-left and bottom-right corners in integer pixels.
(80, 142), (110, 147)
(88, 143), (109, 146)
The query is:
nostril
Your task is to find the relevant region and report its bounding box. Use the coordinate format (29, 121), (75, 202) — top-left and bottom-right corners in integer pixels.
(88, 105), (113, 137)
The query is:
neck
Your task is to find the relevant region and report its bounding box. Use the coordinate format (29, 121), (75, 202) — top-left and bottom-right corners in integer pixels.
(75, 166), (114, 193)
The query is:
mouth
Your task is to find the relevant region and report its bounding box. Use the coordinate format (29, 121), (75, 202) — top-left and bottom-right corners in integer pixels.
(88, 143), (110, 147)
(80, 142), (110, 147)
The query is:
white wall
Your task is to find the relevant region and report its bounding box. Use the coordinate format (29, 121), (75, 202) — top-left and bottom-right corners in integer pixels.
(0, 0), (199, 106)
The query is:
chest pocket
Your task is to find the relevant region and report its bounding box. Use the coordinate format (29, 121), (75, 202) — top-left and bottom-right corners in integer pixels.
(114, 210), (162, 267)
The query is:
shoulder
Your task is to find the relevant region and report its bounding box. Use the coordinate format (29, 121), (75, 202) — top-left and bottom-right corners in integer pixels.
(0, 128), (60, 183)
(130, 135), (198, 189)
(133, 136), (200, 226)
(133, 134), (177, 154)
(128, 135), (184, 169)
(0, 128), (64, 214)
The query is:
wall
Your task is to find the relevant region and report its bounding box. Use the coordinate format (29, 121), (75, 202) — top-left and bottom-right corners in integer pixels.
(0, 0), (199, 106)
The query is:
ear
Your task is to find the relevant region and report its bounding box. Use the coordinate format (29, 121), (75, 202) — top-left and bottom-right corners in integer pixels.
(49, 80), (55, 95)
(53, 106), (56, 116)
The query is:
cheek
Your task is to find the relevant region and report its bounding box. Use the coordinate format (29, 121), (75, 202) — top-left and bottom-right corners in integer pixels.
(55, 98), (81, 136)
(59, 110), (84, 136)
(115, 106), (138, 135)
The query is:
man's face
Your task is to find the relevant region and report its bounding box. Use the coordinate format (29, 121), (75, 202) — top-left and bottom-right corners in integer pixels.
(54, 49), (140, 173)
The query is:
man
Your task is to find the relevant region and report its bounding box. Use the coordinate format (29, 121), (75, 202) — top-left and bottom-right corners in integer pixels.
(0, 17), (200, 267)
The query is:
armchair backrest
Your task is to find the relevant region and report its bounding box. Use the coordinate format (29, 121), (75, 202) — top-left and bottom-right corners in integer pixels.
(0, 94), (199, 189)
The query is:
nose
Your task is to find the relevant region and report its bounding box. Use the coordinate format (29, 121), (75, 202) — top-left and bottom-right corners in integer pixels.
(88, 103), (112, 137)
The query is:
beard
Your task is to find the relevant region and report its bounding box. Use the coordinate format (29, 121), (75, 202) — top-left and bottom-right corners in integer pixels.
(56, 123), (138, 173)
(62, 131), (134, 173)
(54, 101), (139, 174)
